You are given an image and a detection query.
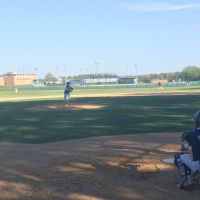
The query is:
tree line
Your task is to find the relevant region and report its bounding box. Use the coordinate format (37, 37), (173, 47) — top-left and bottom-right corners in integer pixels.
(44, 66), (200, 83)
(138, 66), (200, 83)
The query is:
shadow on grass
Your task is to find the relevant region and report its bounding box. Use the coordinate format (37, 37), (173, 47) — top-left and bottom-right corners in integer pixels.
(0, 95), (200, 143)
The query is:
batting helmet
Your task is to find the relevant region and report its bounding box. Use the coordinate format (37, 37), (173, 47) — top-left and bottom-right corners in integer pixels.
(66, 80), (71, 85)
(194, 109), (200, 128)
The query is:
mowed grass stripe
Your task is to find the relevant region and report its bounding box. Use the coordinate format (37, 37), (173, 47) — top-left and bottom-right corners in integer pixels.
(1, 86), (200, 102)
(1, 85), (200, 98)
(0, 94), (199, 143)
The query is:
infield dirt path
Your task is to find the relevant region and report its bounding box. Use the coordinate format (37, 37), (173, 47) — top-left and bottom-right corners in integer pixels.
(0, 132), (200, 200)
(1, 90), (200, 102)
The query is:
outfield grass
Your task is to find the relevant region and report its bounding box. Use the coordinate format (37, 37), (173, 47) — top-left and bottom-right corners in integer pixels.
(0, 85), (200, 99)
(0, 94), (199, 143)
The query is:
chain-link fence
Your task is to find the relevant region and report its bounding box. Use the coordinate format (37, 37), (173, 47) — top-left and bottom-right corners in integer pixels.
(0, 81), (200, 91)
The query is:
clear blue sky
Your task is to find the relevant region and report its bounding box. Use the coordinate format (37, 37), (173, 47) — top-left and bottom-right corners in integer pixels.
(0, 0), (200, 78)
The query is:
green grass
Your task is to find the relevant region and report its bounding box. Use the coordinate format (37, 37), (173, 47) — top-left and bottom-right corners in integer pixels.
(0, 85), (200, 99)
(0, 89), (63, 98)
(0, 94), (199, 144)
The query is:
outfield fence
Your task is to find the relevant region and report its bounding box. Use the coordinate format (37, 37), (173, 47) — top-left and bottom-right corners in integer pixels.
(0, 81), (200, 91)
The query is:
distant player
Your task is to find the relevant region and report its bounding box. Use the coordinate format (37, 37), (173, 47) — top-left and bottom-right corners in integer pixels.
(157, 81), (163, 90)
(64, 81), (73, 107)
(15, 87), (18, 93)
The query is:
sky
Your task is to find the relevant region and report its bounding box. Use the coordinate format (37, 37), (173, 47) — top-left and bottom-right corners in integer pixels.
(0, 0), (200, 78)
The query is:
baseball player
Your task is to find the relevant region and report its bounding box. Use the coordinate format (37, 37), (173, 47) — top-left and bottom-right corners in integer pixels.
(174, 110), (200, 189)
(64, 81), (73, 107)
(157, 81), (163, 90)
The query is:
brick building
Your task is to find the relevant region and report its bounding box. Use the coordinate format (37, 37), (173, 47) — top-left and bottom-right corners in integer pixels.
(0, 76), (5, 86)
(151, 79), (168, 84)
(1, 73), (37, 86)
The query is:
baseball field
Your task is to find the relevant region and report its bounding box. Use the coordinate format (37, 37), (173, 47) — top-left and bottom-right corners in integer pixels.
(0, 85), (200, 199)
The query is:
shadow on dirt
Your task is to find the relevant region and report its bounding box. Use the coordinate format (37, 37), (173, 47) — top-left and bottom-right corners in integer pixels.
(0, 133), (199, 200)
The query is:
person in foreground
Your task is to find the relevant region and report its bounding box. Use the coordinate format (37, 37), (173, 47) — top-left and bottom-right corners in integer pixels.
(64, 81), (73, 107)
(174, 110), (200, 189)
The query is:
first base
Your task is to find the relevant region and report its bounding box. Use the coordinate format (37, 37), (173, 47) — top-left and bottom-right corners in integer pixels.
(161, 158), (174, 164)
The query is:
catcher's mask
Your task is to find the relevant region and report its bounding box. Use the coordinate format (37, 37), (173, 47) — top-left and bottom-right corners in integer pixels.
(194, 110), (200, 128)
(181, 131), (190, 142)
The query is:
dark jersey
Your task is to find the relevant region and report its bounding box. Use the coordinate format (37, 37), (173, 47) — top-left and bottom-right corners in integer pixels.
(185, 128), (200, 161)
(64, 86), (73, 94)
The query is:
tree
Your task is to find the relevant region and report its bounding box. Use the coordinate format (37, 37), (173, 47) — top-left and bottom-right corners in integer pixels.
(182, 66), (200, 81)
(44, 73), (58, 83)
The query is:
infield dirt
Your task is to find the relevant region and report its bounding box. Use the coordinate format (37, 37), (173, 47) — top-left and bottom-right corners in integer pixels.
(1, 90), (200, 102)
(0, 132), (200, 200)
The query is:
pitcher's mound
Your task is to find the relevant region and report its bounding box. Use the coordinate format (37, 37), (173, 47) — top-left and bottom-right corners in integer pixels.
(27, 103), (105, 112)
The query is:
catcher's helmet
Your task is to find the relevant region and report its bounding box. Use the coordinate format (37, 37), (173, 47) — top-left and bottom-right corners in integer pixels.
(194, 109), (200, 128)
(181, 131), (190, 142)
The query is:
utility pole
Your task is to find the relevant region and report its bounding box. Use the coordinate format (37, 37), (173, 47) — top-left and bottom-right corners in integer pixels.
(125, 65), (129, 77)
(56, 67), (59, 82)
(63, 64), (66, 76)
(94, 62), (98, 74)
(134, 64), (138, 77)
(34, 67), (39, 74)
(34, 67), (39, 81)
(63, 64), (67, 85)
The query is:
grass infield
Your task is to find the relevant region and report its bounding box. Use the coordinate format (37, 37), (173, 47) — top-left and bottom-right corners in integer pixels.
(0, 93), (199, 143)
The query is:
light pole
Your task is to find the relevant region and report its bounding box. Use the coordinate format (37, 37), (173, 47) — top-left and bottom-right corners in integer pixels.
(63, 64), (66, 76)
(94, 62), (100, 83)
(34, 67), (39, 74)
(34, 67), (39, 81)
(63, 64), (66, 84)
(125, 65), (129, 77)
(94, 62), (98, 74)
(134, 64), (138, 76)
(94, 62), (98, 83)
(56, 67), (59, 82)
